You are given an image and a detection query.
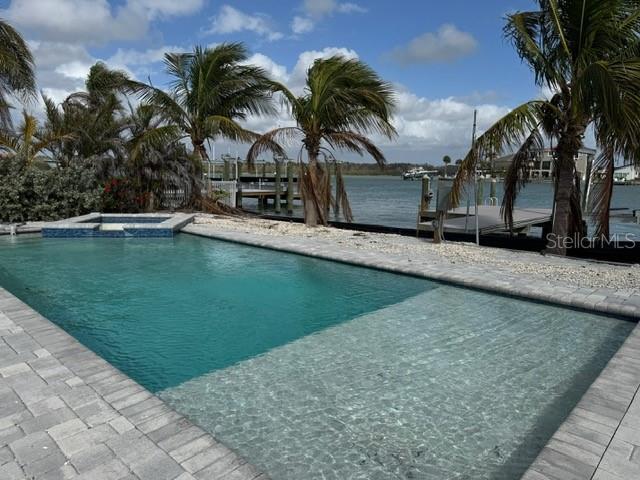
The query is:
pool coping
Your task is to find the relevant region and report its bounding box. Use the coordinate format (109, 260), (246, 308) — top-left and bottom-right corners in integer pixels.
(0, 287), (268, 480)
(42, 212), (195, 238)
(182, 224), (640, 480)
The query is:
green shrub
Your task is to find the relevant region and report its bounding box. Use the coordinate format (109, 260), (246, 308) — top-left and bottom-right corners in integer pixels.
(0, 160), (102, 222)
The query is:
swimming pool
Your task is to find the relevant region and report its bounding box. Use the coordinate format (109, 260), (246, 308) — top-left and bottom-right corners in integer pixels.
(0, 234), (633, 479)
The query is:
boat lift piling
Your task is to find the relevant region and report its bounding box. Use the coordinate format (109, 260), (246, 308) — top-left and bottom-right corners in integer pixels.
(489, 178), (497, 205)
(274, 161), (282, 214)
(287, 162), (295, 214)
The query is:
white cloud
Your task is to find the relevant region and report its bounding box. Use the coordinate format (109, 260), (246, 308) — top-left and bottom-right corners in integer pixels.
(106, 46), (183, 70)
(4, 0), (202, 119)
(27, 41), (94, 104)
(243, 54), (289, 84)
(293, 0), (366, 35)
(303, 0), (337, 17)
(386, 87), (509, 152)
(302, 0), (366, 17)
(127, 0), (204, 18)
(2, 0), (203, 45)
(55, 60), (93, 80)
(390, 24), (478, 64)
(337, 3), (367, 14)
(291, 16), (314, 34)
(206, 5), (283, 42)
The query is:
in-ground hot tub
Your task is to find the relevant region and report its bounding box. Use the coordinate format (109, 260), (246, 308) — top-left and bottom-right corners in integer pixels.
(41, 212), (195, 237)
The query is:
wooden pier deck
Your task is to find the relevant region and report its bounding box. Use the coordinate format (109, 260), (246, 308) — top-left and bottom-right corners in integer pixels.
(240, 188), (301, 200)
(418, 205), (553, 234)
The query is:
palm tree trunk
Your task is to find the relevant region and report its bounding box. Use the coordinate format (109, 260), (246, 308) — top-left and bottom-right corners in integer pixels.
(189, 138), (208, 208)
(300, 147), (329, 226)
(546, 125), (585, 255)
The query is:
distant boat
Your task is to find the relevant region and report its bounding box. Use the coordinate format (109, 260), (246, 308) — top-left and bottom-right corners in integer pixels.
(402, 168), (439, 180)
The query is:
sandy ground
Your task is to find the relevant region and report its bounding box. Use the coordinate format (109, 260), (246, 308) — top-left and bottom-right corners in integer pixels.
(194, 214), (640, 293)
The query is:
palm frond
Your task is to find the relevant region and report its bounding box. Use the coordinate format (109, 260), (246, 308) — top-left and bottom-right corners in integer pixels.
(246, 127), (301, 166)
(305, 56), (397, 139)
(204, 116), (258, 144)
(0, 19), (35, 114)
(334, 161), (353, 221)
(128, 125), (184, 162)
(450, 100), (550, 208)
(323, 131), (387, 166)
(501, 128), (544, 230)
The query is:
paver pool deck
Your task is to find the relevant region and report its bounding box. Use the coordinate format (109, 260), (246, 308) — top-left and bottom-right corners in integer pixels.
(1, 223), (640, 479)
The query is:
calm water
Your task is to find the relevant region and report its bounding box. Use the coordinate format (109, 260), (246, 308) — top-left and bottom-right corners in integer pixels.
(246, 175), (640, 236)
(0, 234), (634, 479)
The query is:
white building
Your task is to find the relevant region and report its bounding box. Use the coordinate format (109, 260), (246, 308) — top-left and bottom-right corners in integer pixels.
(614, 164), (640, 183)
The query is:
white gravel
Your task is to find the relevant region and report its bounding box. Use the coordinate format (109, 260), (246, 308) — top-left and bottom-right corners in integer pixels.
(194, 214), (640, 293)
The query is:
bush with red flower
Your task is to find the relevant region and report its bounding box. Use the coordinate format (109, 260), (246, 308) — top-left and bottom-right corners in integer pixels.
(101, 177), (146, 212)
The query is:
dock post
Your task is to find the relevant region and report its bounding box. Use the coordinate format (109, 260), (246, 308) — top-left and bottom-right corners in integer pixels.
(287, 162), (294, 214)
(223, 160), (230, 181)
(275, 161), (282, 213)
(489, 178), (497, 205)
(236, 181), (242, 209)
(420, 176), (431, 213)
(476, 178), (484, 206)
(417, 175), (432, 237)
(325, 163), (332, 215)
(334, 162), (343, 215)
(261, 162), (266, 178)
(236, 160), (242, 181)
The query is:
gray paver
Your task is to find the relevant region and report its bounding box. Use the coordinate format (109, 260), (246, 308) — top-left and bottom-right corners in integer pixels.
(0, 287), (266, 480)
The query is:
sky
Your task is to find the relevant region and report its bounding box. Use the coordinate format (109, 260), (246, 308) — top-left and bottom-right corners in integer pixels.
(0, 0), (544, 164)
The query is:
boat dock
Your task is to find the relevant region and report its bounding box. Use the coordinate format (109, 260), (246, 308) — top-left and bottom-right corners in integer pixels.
(208, 173), (302, 211)
(418, 205), (553, 235)
(239, 186), (302, 208)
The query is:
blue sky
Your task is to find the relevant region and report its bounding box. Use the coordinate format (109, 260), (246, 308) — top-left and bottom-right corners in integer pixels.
(1, 0), (542, 163)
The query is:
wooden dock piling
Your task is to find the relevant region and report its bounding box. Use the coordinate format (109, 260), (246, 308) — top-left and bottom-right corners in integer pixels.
(274, 161), (282, 213)
(287, 162), (294, 214)
(223, 160), (230, 181)
(420, 176), (431, 212)
(236, 181), (242, 208)
(476, 178), (484, 206)
(334, 162), (343, 215)
(489, 178), (497, 205)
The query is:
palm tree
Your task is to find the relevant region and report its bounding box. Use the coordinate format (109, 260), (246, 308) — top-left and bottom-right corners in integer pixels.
(131, 43), (277, 162)
(0, 110), (70, 169)
(451, 0), (640, 254)
(124, 101), (200, 210)
(0, 20), (35, 129)
(247, 56), (397, 226)
(43, 63), (131, 169)
(442, 155), (452, 177)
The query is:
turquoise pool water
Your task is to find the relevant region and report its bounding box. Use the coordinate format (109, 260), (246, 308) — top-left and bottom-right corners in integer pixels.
(0, 234), (428, 391)
(0, 234), (634, 479)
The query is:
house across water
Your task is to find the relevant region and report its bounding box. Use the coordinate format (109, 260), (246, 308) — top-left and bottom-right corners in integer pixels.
(493, 146), (596, 180)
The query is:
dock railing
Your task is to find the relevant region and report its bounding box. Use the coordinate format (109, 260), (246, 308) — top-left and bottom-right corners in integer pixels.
(208, 180), (238, 208)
